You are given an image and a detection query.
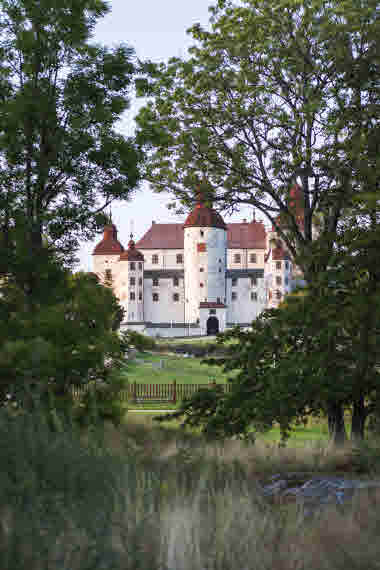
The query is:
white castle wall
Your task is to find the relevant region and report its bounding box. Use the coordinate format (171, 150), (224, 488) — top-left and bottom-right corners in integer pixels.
(184, 226), (227, 324)
(92, 254), (121, 284)
(143, 277), (185, 324)
(227, 249), (266, 269)
(226, 276), (266, 324)
(140, 249), (184, 270)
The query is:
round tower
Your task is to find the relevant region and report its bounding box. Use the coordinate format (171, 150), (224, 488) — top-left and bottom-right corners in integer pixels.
(118, 235), (144, 322)
(92, 224), (124, 287)
(183, 185), (227, 334)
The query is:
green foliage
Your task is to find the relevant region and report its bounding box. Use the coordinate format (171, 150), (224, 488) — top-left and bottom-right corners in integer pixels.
(0, 0), (143, 264)
(120, 330), (156, 353)
(74, 369), (128, 430)
(0, 249), (126, 425)
(136, 0), (380, 281)
(158, 228), (380, 445)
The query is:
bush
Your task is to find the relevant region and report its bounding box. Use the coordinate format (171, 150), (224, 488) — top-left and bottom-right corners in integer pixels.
(120, 330), (156, 353)
(0, 251), (126, 428)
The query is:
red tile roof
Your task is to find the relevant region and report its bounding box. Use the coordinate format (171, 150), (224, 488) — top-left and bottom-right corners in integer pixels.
(136, 221), (267, 250)
(184, 203), (227, 230)
(199, 302), (226, 308)
(227, 221), (267, 249)
(119, 239), (144, 261)
(93, 225), (124, 255)
(272, 184), (304, 231)
(135, 223), (185, 249)
(271, 247), (291, 261)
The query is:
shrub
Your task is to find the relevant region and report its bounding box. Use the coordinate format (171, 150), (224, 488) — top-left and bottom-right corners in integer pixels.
(120, 330), (156, 353)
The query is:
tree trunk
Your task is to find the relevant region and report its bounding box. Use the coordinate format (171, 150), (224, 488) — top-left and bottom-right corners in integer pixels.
(351, 395), (367, 442)
(327, 400), (347, 447)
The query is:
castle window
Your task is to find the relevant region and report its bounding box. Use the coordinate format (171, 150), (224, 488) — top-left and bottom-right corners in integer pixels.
(231, 292), (237, 301)
(105, 269), (112, 281)
(250, 253), (257, 263)
(200, 230), (204, 237)
(173, 293), (179, 302)
(251, 292), (258, 301)
(173, 276), (179, 287)
(276, 261), (281, 270)
(130, 277), (136, 286)
(251, 277), (257, 287)
(138, 292), (142, 301)
(276, 276), (282, 286)
(200, 267), (204, 272)
(218, 268), (221, 273)
(152, 254), (159, 264)
(285, 261), (289, 270)
(130, 262), (136, 271)
(234, 254), (241, 263)
(130, 292), (135, 300)
(200, 283), (204, 288)
(152, 293), (159, 302)
(276, 290), (282, 300)
(232, 278), (238, 287)
(210, 309), (216, 315)
(176, 254), (183, 264)
(152, 277), (159, 287)
(138, 277), (142, 286)
(219, 259), (222, 263)
(217, 297), (221, 303)
(138, 262), (143, 270)
(285, 277), (289, 285)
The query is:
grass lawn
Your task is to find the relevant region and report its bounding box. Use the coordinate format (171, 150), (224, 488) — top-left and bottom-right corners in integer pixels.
(121, 351), (232, 385)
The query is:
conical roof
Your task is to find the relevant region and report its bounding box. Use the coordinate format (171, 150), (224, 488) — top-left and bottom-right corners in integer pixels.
(93, 224), (124, 255)
(184, 185), (226, 230)
(119, 237), (144, 261)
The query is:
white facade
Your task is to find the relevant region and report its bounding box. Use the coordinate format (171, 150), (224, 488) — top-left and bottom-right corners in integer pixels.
(184, 226), (227, 324)
(92, 213), (299, 337)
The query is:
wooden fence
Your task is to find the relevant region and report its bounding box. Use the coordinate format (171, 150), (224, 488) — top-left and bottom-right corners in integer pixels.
(70, 381), (232, 404)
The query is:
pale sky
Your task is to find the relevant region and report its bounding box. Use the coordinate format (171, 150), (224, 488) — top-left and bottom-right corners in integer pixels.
(77, 0), (254, 271)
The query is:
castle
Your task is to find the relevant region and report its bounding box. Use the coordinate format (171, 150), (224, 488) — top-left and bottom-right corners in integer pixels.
(92, 185), (304, 337)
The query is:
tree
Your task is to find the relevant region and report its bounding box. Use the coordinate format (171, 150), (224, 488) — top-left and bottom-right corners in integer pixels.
(0, 0), (143, 276)
(136, 0), (380, 442)
(0, 247), (126, 413)
(156, 246), (380, 446)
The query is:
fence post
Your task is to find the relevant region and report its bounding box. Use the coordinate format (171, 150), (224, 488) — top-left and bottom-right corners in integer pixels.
(133, 381), (137, 404)
(172, 380), (177, 404)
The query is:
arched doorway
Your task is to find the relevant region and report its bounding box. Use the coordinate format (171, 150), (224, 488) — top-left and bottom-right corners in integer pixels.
(207, 316), (219, 335)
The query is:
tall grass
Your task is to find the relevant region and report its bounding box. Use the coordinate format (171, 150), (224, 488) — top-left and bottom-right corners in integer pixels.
(1, 404), (380, 569)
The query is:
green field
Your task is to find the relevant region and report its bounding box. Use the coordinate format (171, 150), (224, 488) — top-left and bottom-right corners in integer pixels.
(121, 351), (232, 385)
